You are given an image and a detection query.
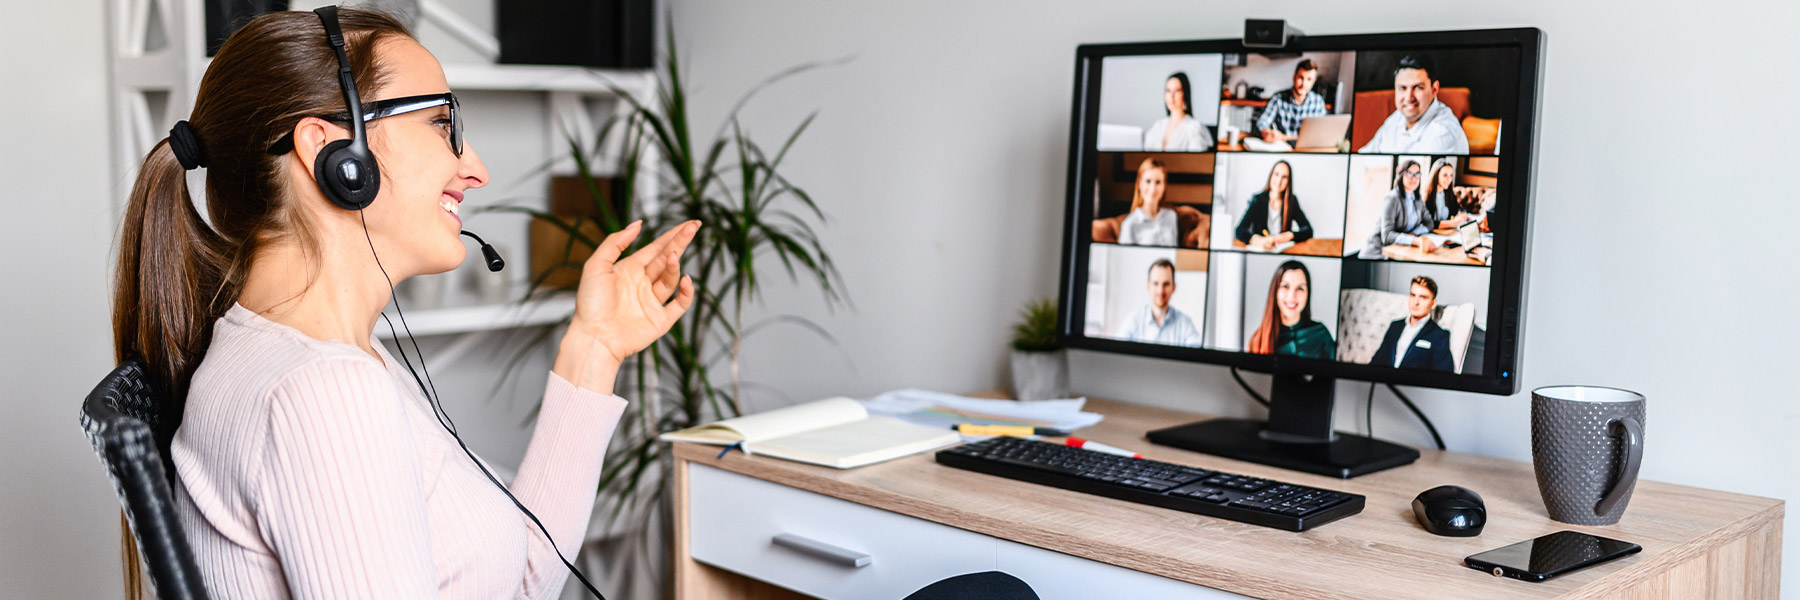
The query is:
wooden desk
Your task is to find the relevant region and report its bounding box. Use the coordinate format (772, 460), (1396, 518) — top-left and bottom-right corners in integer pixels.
(673, 398), (1782, 599)
(1381, 243), (1485, 265)
(1217, 139), (1341, 153)
(1232, 237), (1344, 257)
(1379, 226), (1487, 265)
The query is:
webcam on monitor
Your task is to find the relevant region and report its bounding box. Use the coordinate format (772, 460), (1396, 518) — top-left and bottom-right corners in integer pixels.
(1243, 19), (1302, 48)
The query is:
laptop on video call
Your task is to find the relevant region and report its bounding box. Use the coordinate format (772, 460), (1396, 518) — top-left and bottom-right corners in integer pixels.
(1294, 114), (1351, 150)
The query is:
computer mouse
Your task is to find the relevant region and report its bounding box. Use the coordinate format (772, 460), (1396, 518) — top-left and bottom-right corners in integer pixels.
(1412, 485), (1486, 537)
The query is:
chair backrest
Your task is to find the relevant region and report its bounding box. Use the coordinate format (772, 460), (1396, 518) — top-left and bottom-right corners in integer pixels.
(1434, 302), (1477, 374)
(1337, 288), (1406, 364)
(79, 358), (211, 600)
(1089, 204), (1209, 249)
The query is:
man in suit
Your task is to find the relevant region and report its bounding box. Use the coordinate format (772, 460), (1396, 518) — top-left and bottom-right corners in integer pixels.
(1368, 276), (1455, 372)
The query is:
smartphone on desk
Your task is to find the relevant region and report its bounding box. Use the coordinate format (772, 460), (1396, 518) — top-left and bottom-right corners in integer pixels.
(1464, 530), (1641, 582)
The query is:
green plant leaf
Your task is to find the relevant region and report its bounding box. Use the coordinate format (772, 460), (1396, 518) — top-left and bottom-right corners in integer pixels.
(1011, 298), (1062, 352)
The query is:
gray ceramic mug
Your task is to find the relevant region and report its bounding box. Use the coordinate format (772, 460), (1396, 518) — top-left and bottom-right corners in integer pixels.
(1530, 386), (1646, 525)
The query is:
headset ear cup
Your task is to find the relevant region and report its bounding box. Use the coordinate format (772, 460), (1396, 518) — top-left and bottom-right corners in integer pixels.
(315, 138), (381, 210)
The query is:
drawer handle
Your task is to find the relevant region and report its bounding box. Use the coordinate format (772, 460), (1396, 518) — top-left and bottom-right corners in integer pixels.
(771, 533), (872, 568)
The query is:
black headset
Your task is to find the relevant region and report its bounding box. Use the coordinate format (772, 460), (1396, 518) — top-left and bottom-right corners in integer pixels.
(306, 7), (597, 598)
(308, 6), (503, 271)
(312, 5), (380, 211)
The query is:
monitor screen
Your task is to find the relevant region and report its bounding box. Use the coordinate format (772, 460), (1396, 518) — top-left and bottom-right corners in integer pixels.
(1058, 29), (1542, 395)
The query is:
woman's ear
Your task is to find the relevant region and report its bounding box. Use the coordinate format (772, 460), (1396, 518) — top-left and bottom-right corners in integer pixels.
(290, 116), (346, 178)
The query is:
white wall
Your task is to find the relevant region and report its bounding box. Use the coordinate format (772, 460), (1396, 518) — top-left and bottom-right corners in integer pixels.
(0, 1), (126, 597)
(1097, 54), (1223, 131)
(1345, 153), (1396, 252)
(669, 0), (1800, 592)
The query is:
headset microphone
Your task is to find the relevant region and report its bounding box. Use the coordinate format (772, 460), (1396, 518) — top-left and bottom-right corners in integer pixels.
(459, 230), (505, 272)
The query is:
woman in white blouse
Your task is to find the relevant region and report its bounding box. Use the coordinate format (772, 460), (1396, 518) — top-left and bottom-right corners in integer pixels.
(1144, 72), (1213, 152)
(1118, 158), (1180, 246)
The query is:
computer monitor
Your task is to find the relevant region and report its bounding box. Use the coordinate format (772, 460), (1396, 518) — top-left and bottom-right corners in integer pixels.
(1057, 28), (1543, 478)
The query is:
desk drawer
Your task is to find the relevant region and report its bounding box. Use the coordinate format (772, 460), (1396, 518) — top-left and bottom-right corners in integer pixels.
(688, 464), (996, 599)
(998, 539), (1249, 599)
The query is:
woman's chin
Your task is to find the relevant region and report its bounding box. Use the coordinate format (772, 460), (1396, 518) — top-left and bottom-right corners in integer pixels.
(423, 250), (465, 275)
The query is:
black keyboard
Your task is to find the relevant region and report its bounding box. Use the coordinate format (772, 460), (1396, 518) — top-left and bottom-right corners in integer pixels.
(936, 437), (1363, 531)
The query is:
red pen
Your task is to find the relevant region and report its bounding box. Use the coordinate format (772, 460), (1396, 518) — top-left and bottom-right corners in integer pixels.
(1066, 436), (1142, 459)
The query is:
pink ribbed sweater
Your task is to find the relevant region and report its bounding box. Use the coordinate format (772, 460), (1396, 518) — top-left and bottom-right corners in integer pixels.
(171, 304), (626, 599)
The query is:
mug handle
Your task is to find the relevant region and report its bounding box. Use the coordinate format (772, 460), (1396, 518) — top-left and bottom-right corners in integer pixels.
(1595, 417), (1644, 516)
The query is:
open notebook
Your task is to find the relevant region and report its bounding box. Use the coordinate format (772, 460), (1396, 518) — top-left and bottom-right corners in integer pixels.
(659, 397), (961, 469)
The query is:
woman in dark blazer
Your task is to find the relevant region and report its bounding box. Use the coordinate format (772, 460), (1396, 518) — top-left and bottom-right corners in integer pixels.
(1359, 159), (1428, 258)
(1234, 160), (1313, 251)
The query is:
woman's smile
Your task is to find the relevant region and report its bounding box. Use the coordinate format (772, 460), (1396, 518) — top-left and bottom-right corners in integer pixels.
(440, 189), (463, 226)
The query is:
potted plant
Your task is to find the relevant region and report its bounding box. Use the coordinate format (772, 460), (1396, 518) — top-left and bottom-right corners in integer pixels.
(1010, 298), (1069, 401)
(483, 23), (847, 593)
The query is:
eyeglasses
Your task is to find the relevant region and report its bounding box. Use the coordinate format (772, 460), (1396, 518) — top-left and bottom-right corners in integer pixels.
(1402, 169), (1422, 178)
(267, 92), (462, 157)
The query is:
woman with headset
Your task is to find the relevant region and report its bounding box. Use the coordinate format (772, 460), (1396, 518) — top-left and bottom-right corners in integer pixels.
(112, 8), (693, 598)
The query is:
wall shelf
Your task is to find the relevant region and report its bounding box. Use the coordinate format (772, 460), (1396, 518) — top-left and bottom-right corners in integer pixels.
(377, 294), (575, 339)
(442, 63), (649, 94)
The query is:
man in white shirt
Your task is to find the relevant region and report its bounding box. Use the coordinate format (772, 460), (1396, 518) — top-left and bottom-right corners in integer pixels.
(1358, 54), (1470, 154)
(1120, 259), (1202, 347)
(1367, 276), (1455, 372)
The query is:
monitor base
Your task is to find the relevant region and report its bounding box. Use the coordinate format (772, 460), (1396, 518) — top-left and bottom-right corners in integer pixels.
(1146, 418), (1420, 479)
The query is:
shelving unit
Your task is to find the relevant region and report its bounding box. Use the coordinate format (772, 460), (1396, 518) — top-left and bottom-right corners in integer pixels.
(376, 294), (575, 339)
(107, 0), (657, 339)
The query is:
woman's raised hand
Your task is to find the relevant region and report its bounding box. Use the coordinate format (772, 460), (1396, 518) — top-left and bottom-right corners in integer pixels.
(553, 220), (700, 392)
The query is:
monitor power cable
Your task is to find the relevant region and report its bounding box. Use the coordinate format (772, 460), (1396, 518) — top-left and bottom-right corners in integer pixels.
(1365, 381), (1376, 438)
(1230, 368), (1447, 451)
(1384, 384), (1447, 450)
(1229, 368), (1270, 407)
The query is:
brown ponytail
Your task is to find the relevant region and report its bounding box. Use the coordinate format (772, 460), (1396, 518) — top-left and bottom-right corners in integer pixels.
(113, 138), (227, 418)
(107, 9), (413, 598)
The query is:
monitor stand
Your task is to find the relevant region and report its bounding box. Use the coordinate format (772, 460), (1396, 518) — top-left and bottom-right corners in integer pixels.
(1145, 374), (1419, 478)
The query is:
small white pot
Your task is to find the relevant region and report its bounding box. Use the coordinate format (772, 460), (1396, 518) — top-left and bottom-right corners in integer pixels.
(1010, 349), (1070, 401)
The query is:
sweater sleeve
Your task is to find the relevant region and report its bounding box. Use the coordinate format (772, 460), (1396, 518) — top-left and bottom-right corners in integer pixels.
(507, 372), (629, 599)
(260, 357), (439, 599)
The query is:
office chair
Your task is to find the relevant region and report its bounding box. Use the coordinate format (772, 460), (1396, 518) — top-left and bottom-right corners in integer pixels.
(78, 358), (211, 600)
(903, 571), (1039, 600)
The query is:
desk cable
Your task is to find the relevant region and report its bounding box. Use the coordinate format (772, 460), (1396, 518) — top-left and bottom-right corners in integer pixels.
(361, 212), (610, 600)
(1229, 368), (1448, 451)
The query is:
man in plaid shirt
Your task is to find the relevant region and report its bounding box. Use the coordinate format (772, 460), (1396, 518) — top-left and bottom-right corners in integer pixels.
(1257, 59), (1327, 143)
